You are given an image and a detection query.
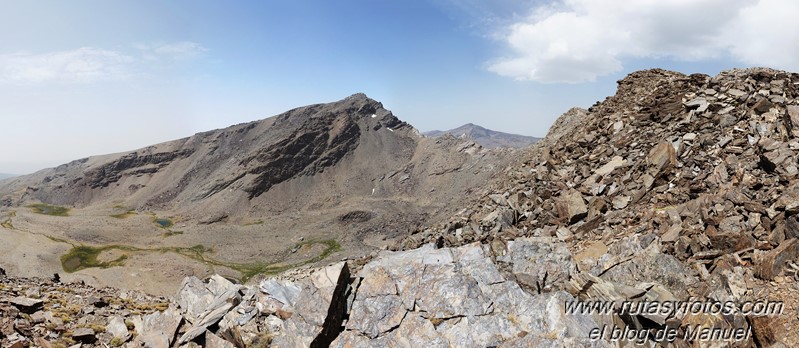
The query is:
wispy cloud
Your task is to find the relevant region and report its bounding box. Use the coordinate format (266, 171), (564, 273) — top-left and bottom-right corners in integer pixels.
(0, 41), (208, 84)
(136, 41), (209, 61)
(488, 0), (799, 83)
(435, 0), (541, 29)
(0, 47), (133, 84)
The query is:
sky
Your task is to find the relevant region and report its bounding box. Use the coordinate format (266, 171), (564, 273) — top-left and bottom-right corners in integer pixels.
(1, 0), (798, 174)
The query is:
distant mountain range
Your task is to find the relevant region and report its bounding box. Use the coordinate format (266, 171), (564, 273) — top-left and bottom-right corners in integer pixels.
(0, 173), (16, 180)
(424, 123), (540, 149)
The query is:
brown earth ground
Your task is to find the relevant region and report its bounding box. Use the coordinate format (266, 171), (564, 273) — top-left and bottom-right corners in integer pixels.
(0, 186), (494, 295)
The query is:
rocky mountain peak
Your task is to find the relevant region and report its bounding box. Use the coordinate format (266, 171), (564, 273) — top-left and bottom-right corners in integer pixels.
(424, 123), (540, 149)
(0, 93), (422, 208)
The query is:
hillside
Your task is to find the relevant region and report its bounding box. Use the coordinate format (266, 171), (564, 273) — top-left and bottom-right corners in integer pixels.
(3, 68), (799, 347)
(1, 94), (487, 213)
(0, 93), (514, 295)
(394, 67), (799, 346)
(0, 174), (15, 180)
(424, 123), (540, 148)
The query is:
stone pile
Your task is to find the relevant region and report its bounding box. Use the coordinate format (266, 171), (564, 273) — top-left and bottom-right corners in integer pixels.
(0, 269), (170, 348)
(394, 67), (799, 346)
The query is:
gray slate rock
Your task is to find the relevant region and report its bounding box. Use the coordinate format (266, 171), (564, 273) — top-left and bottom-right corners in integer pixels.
(498, 237), (576, 293)
(134, 306), (182, 348)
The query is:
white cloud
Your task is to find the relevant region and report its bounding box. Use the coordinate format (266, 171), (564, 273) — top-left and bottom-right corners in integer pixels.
(0, 41), (208, 84)
(136, 41), (208, 61)
(489, 0), (799, 83)
(721, 0), (799, 70)
(0, 47), (133, 84)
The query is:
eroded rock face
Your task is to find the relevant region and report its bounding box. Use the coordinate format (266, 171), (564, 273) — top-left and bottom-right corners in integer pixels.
(270, 262), (351, 348)
(83, 149), (196, 189)
(241, 112), (362, 199)
(498, 237), (576, 293)
(332, 242), (602, 347)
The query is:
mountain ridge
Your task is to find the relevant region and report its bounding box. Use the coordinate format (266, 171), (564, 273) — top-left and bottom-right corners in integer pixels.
(424, 123), (540, 148)
(1, 93), (430, 211)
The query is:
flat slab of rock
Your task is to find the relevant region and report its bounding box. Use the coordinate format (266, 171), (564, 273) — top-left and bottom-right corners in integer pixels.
(205, 330), (236, 348)
(755, 239), (799, 280)
(557, 190), (587, 225)
(7, 297), (43, 314)
(134, 306), (182, 348)
(646, 141), (676, 177)
(71, 328), (96, 343)
(105, 316), (130, 341)
(176, 275), (239, 324)
(178, 289), (240, 344)
(499, 237), (575, 293)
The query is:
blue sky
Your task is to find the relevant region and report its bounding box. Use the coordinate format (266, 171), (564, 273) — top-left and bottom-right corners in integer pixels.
(1, 0), (797, 174)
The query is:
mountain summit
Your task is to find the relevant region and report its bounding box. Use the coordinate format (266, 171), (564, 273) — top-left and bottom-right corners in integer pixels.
(2, 93), (410, 208)
(424, 123), (539, 148)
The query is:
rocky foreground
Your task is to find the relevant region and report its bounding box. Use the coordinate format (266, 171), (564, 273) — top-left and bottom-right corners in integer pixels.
(4, 67), (799, 347)
(1, 239), (607, 348)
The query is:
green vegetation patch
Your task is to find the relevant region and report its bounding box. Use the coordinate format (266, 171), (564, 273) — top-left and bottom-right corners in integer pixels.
(58, 239), (341, 283)
(227, 239), (342, 282)
(300, 239), (342, 265)
(29, 203), (70, 216)
(1, 211), (15, 229)
(161, 230), (184, 238)
(60, 244), (212, 273)
(111, 209), (137, 219)
(60, 245), (130, 273)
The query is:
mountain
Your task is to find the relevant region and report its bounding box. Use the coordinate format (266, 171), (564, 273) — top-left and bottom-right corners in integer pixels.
(424, 123), (540, 148)
(4, 68), (798, 347)
(0, 93), (514, 295)
(0, 173), (15, 180)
